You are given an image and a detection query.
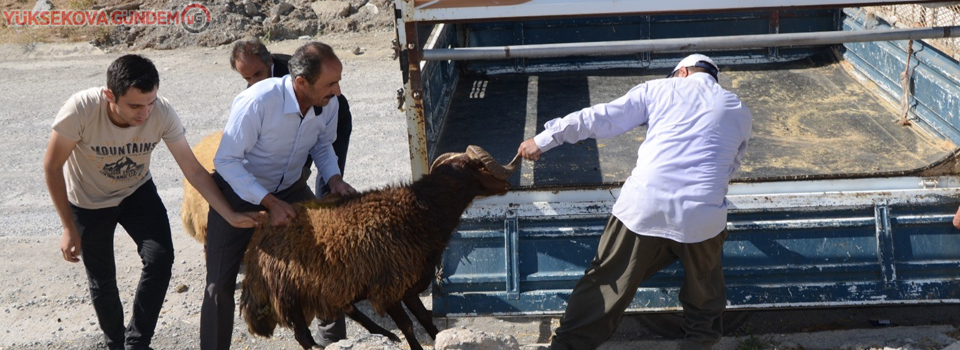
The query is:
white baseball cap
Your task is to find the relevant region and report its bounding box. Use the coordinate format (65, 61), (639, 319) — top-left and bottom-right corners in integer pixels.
(668, 54), (719, 81)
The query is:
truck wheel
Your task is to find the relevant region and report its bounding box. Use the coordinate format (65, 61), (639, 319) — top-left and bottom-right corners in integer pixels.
(635, 311), (752, 339)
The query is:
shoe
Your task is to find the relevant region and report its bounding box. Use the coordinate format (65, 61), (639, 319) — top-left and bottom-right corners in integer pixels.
(316, 336), (343, 347)
(125, 344), (155, 350)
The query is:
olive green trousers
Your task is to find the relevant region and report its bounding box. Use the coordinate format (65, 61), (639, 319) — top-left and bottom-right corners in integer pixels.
(550, 216), (729, 350)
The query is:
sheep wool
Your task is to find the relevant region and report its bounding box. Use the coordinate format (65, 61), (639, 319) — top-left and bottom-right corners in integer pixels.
(180, 131), (221, 244)
(239, 149), (517, 350)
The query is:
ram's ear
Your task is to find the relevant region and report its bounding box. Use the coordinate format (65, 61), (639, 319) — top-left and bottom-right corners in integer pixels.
(450, 154), (472, 170)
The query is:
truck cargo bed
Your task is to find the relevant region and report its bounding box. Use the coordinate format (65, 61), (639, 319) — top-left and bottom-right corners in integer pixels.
(434, 54), (956, 188)
(406, 6), (960, 318)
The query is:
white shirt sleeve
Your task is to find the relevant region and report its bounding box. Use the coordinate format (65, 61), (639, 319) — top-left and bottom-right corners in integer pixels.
(214, 95), (270, 205)
(729, 114), (752, 179)
(534, 83), (650, 153)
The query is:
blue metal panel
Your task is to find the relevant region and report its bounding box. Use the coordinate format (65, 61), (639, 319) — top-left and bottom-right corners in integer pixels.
(842, 8), (960, 145)
(504, 215), (520, 300)
(434, 201), (960, 316)
(421, 23), (460, 159)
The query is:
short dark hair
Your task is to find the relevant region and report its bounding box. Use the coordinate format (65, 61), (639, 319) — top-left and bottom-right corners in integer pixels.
(230, 37), (272, 70)
(107, 54), (159, 98)
(289, 42), (338, 84)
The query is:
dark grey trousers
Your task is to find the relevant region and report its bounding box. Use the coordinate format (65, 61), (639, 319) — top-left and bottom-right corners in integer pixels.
(200, 172), (346, 350)
(550, 215), (728, 350)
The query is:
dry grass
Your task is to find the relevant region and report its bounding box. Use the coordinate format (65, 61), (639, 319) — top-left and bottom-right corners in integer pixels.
(67, 0), (94, 10)
(0, 24), (111, 45)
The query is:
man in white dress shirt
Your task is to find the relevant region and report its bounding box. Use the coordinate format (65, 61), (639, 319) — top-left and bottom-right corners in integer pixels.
(199, 42), (356, 350)
(518, 54), (753, 350)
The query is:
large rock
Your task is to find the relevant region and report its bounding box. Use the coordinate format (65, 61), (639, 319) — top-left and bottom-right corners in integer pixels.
(264, 4), (319, 40)
(344, 0), (369, 10)
(32, 0), (53, 12)
(91, 0), (393, 50)
(243, 0), (261, 17)
(326, 334), (403, 350)
(276, 2), (296, 16)
(434, 328), (521, 350)
(311, 1), (352, 20)
(360, 3), (379, 16)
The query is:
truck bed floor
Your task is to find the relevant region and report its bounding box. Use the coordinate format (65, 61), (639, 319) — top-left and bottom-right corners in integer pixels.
(434, 58), (955, 188)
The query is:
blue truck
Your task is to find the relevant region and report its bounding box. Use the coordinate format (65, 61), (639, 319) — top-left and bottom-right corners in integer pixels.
(392, 0), (960, 335)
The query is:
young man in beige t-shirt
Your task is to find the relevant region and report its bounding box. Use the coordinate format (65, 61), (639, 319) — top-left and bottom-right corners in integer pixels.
(42, 54), (260, 350)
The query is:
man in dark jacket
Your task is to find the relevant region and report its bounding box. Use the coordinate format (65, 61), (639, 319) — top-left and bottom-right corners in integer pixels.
(230, 37), (352, 196)
(227, 37), (351, 346)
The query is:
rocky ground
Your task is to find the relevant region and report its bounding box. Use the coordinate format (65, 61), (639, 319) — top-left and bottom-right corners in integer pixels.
(0, 31), (420, 350)
(1, 0), (395, 49)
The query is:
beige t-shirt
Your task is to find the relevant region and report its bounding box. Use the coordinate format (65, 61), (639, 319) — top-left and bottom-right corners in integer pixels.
(52, 87), (186, 209)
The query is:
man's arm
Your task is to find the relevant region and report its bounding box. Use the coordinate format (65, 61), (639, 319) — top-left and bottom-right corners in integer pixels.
(43, 131), (82, 263)
(518, 139), (543, 161)
(726, 107), (753, 180)
(519, 86), (649, 161)
(310, 99), (356, 195)
(953, 206), (960, 229)
(259, 193), (297, 226)
(166, 136), (262, 228)
(325, 174), (355, 195)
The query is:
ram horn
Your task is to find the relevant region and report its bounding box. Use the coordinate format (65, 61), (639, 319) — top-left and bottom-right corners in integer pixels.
(430, 152), (461, 173)
(466, 145), (521, 180)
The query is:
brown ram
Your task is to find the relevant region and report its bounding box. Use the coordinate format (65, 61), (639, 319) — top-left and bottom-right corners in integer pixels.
(239, 145), (520, 350)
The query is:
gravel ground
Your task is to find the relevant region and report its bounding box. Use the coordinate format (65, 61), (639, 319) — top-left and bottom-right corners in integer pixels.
(2, 32), (960, 350)
(0, 31), (415, 350)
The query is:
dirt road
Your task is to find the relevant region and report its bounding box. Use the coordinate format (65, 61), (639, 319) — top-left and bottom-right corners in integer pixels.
(0, 31), (413, 350)
(1, 31), (960, 350)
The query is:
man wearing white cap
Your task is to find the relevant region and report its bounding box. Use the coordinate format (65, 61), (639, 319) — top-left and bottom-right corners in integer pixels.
(518, 53), (752, 350)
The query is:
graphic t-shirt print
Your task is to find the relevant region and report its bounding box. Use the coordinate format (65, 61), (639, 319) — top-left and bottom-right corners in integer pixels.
(90, 138), (158, 182)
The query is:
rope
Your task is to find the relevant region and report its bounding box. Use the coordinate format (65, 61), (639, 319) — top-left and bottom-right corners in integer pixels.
(897, 39), (915, 126)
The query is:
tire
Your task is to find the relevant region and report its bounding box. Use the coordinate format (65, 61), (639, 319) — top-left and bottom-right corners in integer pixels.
(635, 311), (752, 339)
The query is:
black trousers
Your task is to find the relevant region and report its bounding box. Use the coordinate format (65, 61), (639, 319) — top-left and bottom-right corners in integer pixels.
(315, 94), (352, 196)
(550, 216), (728, 350)
(200, 172), (326, 350)
(70, 179), (174, 350)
